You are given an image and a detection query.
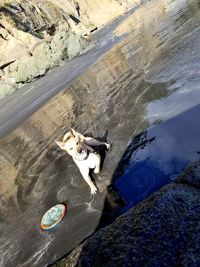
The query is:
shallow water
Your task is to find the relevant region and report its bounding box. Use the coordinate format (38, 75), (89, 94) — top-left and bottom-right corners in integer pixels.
(1, 0), (200, 266)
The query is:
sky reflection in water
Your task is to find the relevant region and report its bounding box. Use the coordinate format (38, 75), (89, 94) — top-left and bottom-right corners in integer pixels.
(114, 103), (200, 212)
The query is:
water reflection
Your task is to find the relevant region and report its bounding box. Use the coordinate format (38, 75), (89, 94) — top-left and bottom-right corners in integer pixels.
(114, 104), (200, 212)
(112, 0), (200, 212)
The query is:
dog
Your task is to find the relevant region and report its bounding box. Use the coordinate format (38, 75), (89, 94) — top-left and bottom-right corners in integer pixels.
(56, 128), (111, 195)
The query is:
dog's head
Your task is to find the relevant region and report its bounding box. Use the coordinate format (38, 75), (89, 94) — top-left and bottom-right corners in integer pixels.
(56, 128), (88, 161)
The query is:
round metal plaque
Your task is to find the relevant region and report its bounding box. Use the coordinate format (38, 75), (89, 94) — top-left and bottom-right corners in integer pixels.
(40, 204), (66, 230)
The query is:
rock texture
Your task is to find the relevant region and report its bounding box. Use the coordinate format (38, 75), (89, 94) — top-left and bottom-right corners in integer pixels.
(0, 0), (138, 98)
(0, 0), (91, 97)
(53, 161), (200, 267)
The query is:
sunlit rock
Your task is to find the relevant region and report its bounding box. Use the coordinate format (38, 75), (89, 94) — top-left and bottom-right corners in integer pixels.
(0, 0), (136, 98)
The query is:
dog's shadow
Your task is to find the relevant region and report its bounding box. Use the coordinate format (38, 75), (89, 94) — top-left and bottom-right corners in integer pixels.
(85, 130), (126, 227)
(86, 130), (108, 172)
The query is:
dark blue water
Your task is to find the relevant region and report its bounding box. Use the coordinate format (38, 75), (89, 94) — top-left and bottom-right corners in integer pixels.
(109, 0), (200, 213)
(114, 103), (200, 212)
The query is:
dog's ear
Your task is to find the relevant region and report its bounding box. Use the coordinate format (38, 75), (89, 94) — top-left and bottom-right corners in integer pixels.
(70, 128), (84, 141)
(55, 140), (65, 150)
(70, 128), (77, 137)
(63, 132), (71, 142)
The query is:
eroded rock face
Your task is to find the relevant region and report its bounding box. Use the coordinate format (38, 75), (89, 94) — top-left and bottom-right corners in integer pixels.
(0, 0), (92, 95)
(53, 162), (200, 267)
(3, 25), (88, 83)
(0, 0), (137, 98)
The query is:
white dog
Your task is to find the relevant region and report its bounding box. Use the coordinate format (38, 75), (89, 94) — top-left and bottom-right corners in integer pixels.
(56, 129), (111, 195)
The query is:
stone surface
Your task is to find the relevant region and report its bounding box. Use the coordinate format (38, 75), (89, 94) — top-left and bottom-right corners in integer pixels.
(53, 161), (200, 267)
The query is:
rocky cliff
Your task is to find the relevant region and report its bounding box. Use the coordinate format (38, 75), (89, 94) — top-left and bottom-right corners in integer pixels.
(0, 0), (137, 98)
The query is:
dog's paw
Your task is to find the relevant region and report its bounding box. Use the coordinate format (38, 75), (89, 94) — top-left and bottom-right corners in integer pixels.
(91, 186), (98, 195)
(106, 143), (112, 150)
(94, 168), (100, 174)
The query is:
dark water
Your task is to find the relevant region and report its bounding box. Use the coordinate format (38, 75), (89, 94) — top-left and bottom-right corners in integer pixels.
(112, 0), (200, 211)
(1, 0), (200, 266)
(114, 104), (200, 212)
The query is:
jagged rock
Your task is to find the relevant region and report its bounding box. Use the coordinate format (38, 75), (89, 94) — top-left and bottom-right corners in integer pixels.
(53, 161), (200, 267)
(4, 43), (52, 83)
(3, 26), (88, 83)
(50, 23), (87, 60)
(0, 0), (91, 91)
(0, 0), (95, 67)
(67, 32), (87, 59)
(0, 0), (137, 98)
